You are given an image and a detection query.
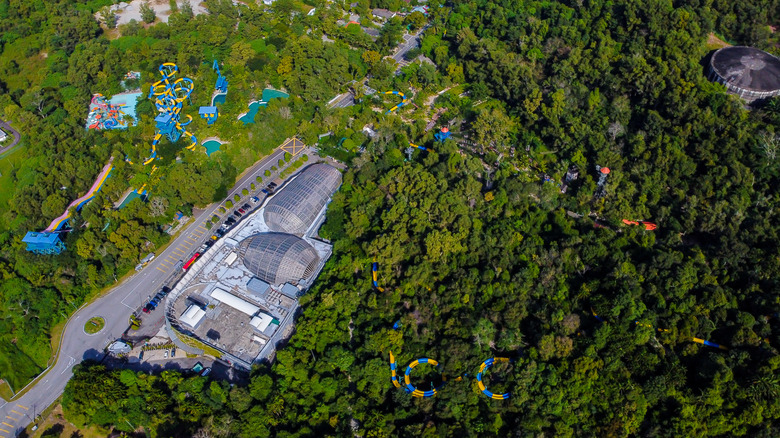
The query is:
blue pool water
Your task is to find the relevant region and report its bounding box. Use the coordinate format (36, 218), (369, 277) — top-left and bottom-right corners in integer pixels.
(239, 88), (290, 124)
(203, 140), (222, 156)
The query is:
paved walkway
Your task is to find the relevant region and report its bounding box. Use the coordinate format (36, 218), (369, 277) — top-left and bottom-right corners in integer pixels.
(0, 119), (21, 155)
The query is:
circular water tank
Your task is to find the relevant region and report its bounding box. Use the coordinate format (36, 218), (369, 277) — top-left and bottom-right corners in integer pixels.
(708, 46), (780, 103)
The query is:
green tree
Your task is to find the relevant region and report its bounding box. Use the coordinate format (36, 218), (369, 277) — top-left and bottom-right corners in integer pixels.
(140, 2), (156, 23)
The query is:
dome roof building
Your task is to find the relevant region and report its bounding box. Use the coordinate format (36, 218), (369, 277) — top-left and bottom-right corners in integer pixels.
(708, 46), (780, 104)
(237, 232), (320, 285)
(264, 163), (342, 235)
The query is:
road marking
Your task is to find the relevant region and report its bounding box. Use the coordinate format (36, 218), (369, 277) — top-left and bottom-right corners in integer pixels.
(156, 267), (166, 273)
(8, 411), (18, 416)
(15, 405), (27, 410)
(0, 427), (10, 433)
(5, 417), (17, 421)
(1, 423), (12, 427)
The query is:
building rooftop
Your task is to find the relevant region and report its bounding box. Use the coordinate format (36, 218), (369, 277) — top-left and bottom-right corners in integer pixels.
(263, 163), (342, 235)
(711, 46), (780, 93)
(237, 233), (320, 286)
(372, 8), (397, 19)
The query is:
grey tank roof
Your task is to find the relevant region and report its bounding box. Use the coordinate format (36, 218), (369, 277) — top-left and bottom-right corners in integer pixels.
(264, 163), (342, 235)
(710, 46), (780, 93)
(237, 232), (320, 285)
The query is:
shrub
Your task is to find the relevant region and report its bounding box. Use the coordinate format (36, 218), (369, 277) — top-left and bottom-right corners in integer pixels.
(218, 207), (226, 213)
(271, 166), (277, 171)
(242, 189), (249, 196)
(226, 200), (233, 208)
(211, 215), (219, 222)
(256, 176), (262, 183)
(234, 194), (241, 202)
(302, 154), (309, 162)
(264, 170), (271, 177)
(284, 152), (292, 161)
(251, 183), (256, 190)
(278, 159), (285, 167)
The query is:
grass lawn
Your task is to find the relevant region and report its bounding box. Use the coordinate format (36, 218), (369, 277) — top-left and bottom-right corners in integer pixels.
(27, 402), (110, 438)
(0, 379), (14, 401)
(84, 317), (105, 334)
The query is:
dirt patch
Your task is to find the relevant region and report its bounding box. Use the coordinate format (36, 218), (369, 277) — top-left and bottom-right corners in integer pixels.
(707, 32), (731, 50)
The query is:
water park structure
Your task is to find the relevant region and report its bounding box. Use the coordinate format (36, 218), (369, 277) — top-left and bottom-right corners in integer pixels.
(199, 60), (229, 126)
(384, 90), (408, 114)
(622, 219), (658, 230)
(23, 158), (114, 254)
(591, 308), (729, 350)
(86, 93), (141, 130)
(388, 351), (511, 400)
(238, 88), (290, 124)
(434, 127), (450, 142)
(372, 259), (385, 292)
(145, 63), (198, 165)
(477, 358), (511, 400)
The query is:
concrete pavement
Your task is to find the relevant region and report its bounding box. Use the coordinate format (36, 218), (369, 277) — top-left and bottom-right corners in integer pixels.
(0, 146), (289, 437)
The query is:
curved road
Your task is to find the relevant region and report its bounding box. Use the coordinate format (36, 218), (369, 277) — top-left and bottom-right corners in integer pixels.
(0, 147), (286, 437)
(0, 119), (21, 155)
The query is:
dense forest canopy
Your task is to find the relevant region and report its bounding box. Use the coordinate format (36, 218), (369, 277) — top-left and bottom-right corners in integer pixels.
(1, 0), (780, 436)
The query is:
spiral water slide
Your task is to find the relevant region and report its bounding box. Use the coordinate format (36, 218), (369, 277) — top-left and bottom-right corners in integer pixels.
(45, 158), (114, 232)
(144, 63), (197, 164)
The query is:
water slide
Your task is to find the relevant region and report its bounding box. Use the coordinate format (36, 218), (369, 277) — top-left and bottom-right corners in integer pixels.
(372, 259), (385, 292)
(384, 90), (407, 114)
(477, 358), (511, 400)
(591, 309), (729, 350)
(45, 158), (113, 232)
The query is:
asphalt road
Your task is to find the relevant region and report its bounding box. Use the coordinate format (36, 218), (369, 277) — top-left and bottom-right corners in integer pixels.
(0, 119), (21, 155)
(0, 147), (287, 437)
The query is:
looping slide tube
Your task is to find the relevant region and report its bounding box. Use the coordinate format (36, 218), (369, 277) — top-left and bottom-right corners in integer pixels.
(388, 352), (468, 399)
(384, 91), (408, 114)
(477, 357), (511, 400)
(404, 358), (447, 398)
(372, 259), (385, 292)
(408, 142), (428, 151)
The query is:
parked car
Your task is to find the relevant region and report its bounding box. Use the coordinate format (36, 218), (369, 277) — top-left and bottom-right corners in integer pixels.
(142, 304), (152, 313)
(233, 211), (242, 217)
(251, 196), (260, 203)
(201, 367), (212, 377)
(261, 188), (269, 194)
(139, 351), (144, 360)
(211, 234), (218, 241)
(215, 230), (225, 237)
(164, 350), (169, 359)
(162, 286), (171, 293)
(268, 182), (277, 188)
(174, 260), (184, 270)
(242, 203), (251, 210)
(171, 348), (176, 357)
(225, 217), (236, 224)
(238, 208), (246, 214)
(154, 292), (165, 301)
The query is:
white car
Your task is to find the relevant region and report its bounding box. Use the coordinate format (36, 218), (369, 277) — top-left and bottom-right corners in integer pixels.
(164, 350), (169, 359)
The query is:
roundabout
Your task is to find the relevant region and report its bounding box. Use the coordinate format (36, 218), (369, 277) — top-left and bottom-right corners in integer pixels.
(83, 316), (105, 335)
